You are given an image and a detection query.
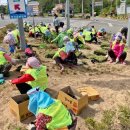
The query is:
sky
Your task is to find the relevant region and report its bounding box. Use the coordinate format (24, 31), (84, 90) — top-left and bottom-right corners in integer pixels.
(0, 0), (7, 4)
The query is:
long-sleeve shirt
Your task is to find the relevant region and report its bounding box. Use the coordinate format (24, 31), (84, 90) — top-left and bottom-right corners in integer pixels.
(11, 74), (35, 84)
(113, 43), (125, 58)
(4, 54), (12, 62)
(53, 17), (60, 27)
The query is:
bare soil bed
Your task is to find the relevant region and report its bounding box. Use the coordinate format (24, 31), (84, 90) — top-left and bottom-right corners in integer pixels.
(0, 37), (130, 130)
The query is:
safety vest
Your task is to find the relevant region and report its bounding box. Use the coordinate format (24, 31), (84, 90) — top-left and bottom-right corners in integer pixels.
(75, 35), (85, 44)
(67, 28), (73, 35)
(0, 51), (7, 65)
(25, 65), (48, 90)
(92, 28), (96, 35)
(53, 47), (66, 59)
(30, 27), (40, 33)
(38, 100), (72, 130)
(83, 31), (92, 41)
(112, 41), (116, 49)
(39, 26), (48, 34)
(12, 29), (20, 43)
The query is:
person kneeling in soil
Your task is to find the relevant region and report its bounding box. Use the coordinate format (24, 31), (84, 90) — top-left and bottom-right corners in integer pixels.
(0, 47), (17, 77)
(10, 57), (48, 94)
(73, 31), (85, 50)
(83, 28), (98, 44)
(53, 36), (77, 72)
(97, 28), (106, 38)
(108, 36), (127, 64)
(27, 88), (77, 130)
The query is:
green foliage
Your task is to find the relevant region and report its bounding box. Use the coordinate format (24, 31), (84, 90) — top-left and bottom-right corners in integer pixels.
(0, 5), (8, 14)
(100, 43), (109, 48)
(118, 106), (130, 129)
(86, 110), (115, 130)
(94, 49), (107, 56)
(80, 44), (91, 50)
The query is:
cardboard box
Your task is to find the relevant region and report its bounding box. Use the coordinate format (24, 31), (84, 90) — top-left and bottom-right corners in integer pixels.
(77, 87), (100, 101)
(58, 86), (88, 115)
(9, 94), (33, 121)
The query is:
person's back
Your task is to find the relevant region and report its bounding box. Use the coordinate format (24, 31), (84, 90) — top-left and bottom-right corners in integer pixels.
(11, 29), (20, 44)
(25, 65), (48, 90)
(83, 30), (92, 41)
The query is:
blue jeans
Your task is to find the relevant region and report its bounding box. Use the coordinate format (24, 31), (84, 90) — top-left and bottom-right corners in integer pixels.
(9, 45), (15, 53)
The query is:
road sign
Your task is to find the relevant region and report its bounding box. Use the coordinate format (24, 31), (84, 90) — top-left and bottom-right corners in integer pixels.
(120, 2), (126, 14)
(7, 0), (27, 19)
(94, 1), (103, 7)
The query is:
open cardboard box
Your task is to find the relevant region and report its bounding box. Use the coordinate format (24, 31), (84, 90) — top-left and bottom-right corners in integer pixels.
(77, 87), (100, 101)
(58, 86), (88, 115)
(9, 94), (33, 121)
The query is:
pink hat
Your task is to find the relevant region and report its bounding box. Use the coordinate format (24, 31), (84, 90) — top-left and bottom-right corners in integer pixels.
(73, 32), (79, 38)
(26, 57), (40, 68)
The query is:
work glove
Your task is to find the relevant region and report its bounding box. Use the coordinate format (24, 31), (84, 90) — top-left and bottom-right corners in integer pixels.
(115, 58), (119, 64)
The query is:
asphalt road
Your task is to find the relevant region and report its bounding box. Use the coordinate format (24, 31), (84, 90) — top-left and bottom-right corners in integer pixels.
(0, 15), (128, 34)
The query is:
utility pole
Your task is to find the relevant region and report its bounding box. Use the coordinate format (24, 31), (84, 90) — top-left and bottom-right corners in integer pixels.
(66, 0), (70, 29)
(92, 0), (94, 17)
(82, 0), (84, 16)
(18, 18), (26, 50)
(127, 18), (130, 47)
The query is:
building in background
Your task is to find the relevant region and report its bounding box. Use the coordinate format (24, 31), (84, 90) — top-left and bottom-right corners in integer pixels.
(52, 3), (74, 15)
(27, 1), (39, 16)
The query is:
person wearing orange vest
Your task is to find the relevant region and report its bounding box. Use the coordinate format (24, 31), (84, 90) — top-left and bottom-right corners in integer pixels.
(11, 57), (48, 94)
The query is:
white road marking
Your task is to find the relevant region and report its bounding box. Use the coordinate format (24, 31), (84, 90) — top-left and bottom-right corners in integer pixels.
(108, 23), (113, 27)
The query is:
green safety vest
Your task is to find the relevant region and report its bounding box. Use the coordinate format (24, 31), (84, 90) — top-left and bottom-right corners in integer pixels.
(92, 28), (96, 35)
(67, 28), (73, 36)
(0, 51), (7, 65)
(74, 35), (85, 44)
(83, 31), (92, 41)
(39, 26), (48, 34)
(38, 100), (72, 130)
(53, 47), (66, 59)
(52, 32), (67, 48)
(30, 27), (40, 33)
(25, 65), (48, 90)
(12, 29), (20, 43)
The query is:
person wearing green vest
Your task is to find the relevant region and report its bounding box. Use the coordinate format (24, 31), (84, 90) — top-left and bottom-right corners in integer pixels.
(67, 28), (73, 38)
(0, 47), (17, 77)
(53, 36), (77, 72)
(83, 28), (98, 44)
(51, 32), (67, 48)
(11, 57), (48, 94)
(27, 88), (77, 130)
(73, 31), (85, 50)
(91, 26), (97, 36)
(29, 26), (40, 38)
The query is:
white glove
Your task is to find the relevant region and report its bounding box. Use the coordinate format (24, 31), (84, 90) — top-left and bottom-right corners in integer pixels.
(116, 58), (119, 64)
(26, 124), (36, 130)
